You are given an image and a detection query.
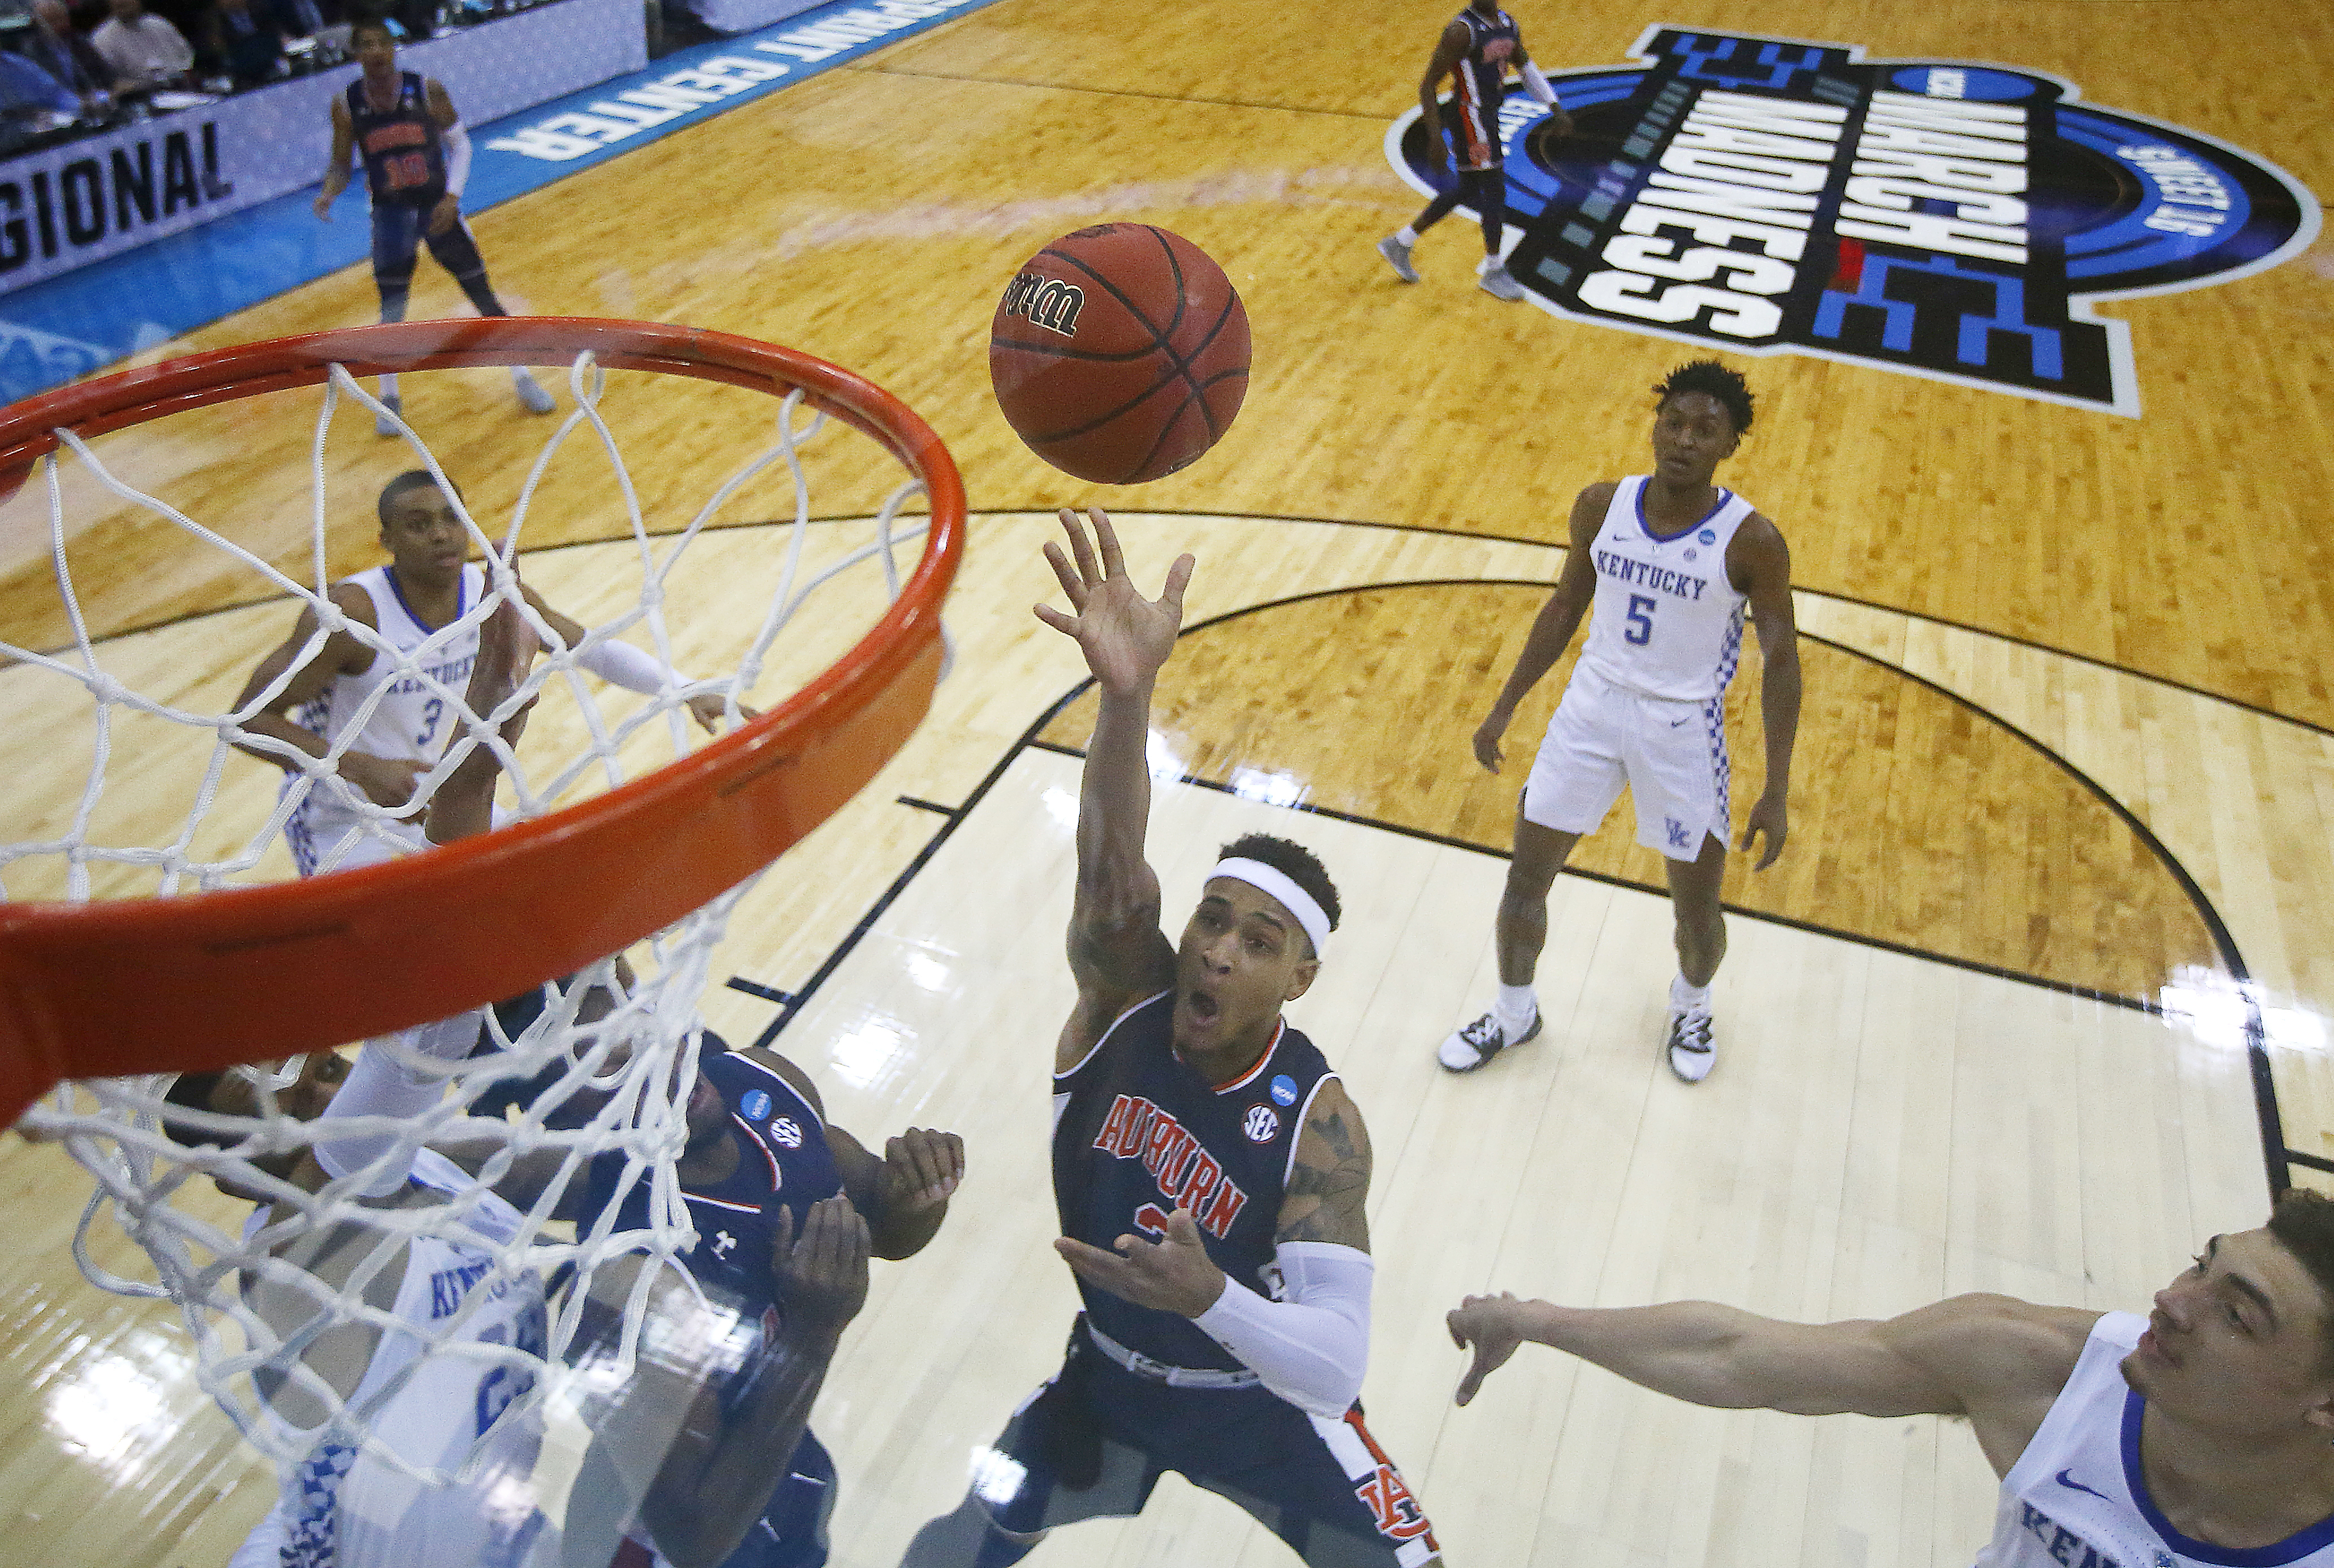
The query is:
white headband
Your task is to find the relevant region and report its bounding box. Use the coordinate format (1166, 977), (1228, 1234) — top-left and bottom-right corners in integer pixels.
(1209, 858), (1331, 959)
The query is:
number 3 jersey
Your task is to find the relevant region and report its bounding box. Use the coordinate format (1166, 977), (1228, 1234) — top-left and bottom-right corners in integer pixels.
(1577, 475), (1755, 702)
(1052, 990), (1336, 1375)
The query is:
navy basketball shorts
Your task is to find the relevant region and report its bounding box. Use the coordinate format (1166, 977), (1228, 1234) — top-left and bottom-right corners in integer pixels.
(1522, 664), (1732, 861)
(976, 1327), (1439, 1567)
(371, 198), (488, 287)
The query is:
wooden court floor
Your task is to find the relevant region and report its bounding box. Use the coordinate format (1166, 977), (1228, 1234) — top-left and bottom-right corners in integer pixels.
(5, 0), (2334, 1563)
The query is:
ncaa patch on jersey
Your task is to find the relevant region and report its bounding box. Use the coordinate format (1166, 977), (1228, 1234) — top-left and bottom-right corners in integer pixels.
(1385, 25), (2318, 416)
(1270, 1073), (1299, 1106)
(1244, 1105), (1280, 1142)
(1697, 529), (1716, 544)
(740, 1089), (772, 1121)
(771, 1117), (804, 1149)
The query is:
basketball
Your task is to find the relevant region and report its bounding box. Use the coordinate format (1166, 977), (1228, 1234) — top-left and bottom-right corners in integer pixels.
(989, 224), (1251, 485)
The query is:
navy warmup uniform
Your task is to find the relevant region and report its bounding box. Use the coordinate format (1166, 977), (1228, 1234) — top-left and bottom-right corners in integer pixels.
(978, 992), (1437, 1567)
(346, 71), (508, 324)
(1407, 7), (1524, 262)
(584, 1041), (845, 1568)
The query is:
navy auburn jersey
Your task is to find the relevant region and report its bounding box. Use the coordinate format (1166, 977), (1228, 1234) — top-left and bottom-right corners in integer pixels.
(347, 71), (445, 206)
(585, 1036), (845, 1328)
(1448, 7), (1521, 170)
(1052, 990), (1334, 1373)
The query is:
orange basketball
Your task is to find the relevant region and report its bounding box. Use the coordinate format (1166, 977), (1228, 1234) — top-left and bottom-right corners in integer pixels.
(989, 224), (1251, 485)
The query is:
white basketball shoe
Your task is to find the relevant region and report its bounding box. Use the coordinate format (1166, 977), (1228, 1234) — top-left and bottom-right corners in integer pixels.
(1665, 1007), (1716, 1083)
(1438, 1006), (1541, 1072)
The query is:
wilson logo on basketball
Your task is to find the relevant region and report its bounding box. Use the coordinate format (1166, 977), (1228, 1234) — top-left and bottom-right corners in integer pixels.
(1387, 25), (2318, 416)
(1000, 270), (1084, 337)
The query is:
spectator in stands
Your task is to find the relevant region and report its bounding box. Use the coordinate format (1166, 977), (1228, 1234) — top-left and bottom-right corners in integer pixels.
(203, 0), (284, 85)
(18, 0), (113, 114)
(273, 0), (331, 38)
(91, 0), (193, 92)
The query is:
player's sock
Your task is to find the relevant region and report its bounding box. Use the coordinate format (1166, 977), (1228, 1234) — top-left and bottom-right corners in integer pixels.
(1396, 225), (1419, 247)
(510, 365), (555, 413)
(374, 373), (402, 438)
(1669, 973), (1712, 1014)
(1495, 983), (1538, 1039)
(457, 272), (509, 317)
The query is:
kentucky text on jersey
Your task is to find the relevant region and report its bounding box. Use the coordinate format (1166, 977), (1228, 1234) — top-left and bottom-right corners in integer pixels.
(428, 1259), (493, 1319)
(1594, 549), (1709, 600)
(384, 652), (476, 697)
(2015, 1502), (2119, 1568)
(1091, 1092), (1250, 1238)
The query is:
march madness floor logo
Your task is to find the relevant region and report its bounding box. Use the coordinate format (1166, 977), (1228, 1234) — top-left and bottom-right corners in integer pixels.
(1385, 26), (2320, 415)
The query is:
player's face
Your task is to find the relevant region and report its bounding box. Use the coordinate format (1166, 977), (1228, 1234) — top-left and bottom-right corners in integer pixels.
(353, 27), (396, 70)
(379, 488), (468, 578)
(1173, 880), (1318, 1054)
(1650, 392), (1741, 486)
(2121, 1229), (2334, 1440)
(208, 1051), (352, 1125)
(682, 1070), (729, 1148)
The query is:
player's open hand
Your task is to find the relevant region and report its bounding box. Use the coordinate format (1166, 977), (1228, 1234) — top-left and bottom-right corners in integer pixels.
(341, 751), (427, 807)
(1033, 507), (1194, 696)
(1055, 1207), (1226, 1318)
(1472, 705), (1513, 773)
(1448, 1291), (1533, 1406)
(877, 1127), (964, 1220)
(466, 593), (542, 746)
(1738, 791), (1788, 871)
(773, 1194), (871, 1336)
(683, 692), (759, 734)
(312, 191), (333, 221)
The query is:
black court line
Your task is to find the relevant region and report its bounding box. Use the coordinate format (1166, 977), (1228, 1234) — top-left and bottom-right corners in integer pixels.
(725, 976), (794, 1004)
(897, 795), (959, 816)
(53, 508), (2333, 741)
(756, 574), (2294, 1194)
(859, 62), (1398, 121)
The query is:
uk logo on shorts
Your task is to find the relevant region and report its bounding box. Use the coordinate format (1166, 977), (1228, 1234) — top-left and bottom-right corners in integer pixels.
(770, 1117), (804, 1149)
(1243, 1105), (1280, 1142)
(739, 1089), (772, 1121)
(1269, 1074), (1299, 1106)
(1666, 815), (1693, 848)
(1385, 25), (2319, 415)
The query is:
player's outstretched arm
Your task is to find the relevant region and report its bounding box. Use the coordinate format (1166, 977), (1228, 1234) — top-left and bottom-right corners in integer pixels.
(515, 583), (748, 734)
(1731, 515), (1799, 870)
(1034, 507), (1186, 1069)
(1474, 484), (1610, 772)
(1448, 1291), (2094, 1474)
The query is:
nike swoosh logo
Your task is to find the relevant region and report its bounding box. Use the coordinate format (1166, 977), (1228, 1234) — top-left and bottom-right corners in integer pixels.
(2055, 1469), (2111, 1502)
(1670, 717), (1690, 727)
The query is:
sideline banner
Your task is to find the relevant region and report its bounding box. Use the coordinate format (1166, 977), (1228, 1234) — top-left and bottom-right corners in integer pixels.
(0, 0), (645, 294)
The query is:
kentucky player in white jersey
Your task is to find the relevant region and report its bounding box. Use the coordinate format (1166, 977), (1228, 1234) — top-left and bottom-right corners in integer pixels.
(232, 470), (735, 876)
(1449, 1188), (2334, 1567)
(1437, 360), (1801, 1083)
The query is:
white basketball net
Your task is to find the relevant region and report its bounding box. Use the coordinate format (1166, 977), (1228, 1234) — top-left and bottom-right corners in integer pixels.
(5, 352), (942, 1528)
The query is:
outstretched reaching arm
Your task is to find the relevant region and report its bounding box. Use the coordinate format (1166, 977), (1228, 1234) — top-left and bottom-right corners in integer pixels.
(1447, 1291), (2096, 1477)
(1033, 508), (1190, 1071)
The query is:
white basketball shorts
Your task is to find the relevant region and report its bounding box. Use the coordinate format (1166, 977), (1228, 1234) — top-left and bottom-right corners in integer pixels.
(1521, 665), (1730, 861)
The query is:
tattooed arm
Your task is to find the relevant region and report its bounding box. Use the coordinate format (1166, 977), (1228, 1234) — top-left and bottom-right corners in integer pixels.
(1276, 1078), (1372, 1252)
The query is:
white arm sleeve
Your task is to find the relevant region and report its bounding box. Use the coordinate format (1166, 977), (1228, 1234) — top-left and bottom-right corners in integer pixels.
(576, 636), (692, 696)
(1191, 1241), (1372, 1418)
(311, 1009), (483, 1194)
(441, 118), (472, 199)
(1521, 61), (1557, 106)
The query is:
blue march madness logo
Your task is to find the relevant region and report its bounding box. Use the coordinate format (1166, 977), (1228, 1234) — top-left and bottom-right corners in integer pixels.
(1385, 26), (2320, 415)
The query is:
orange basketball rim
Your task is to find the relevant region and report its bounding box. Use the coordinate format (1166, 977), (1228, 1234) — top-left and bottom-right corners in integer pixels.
(0, 318), (965, 1126)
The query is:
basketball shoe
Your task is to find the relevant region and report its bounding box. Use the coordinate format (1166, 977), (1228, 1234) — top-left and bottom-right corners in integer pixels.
(374, 393), (402, 438)
(1478, 262), (1525, 301)
(1665, 1007), (1715, 1083)
(1376, 235), (1419, 283)
(513, 367), (555, 415)
(1438, 1006), (1541, 1072)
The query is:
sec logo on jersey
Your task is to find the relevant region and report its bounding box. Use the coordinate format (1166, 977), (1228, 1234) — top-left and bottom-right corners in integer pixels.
(1386, 25), (2317, 415)
(1243, 1105), (1280, 1142)
(770, 1117), (804, 1149)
